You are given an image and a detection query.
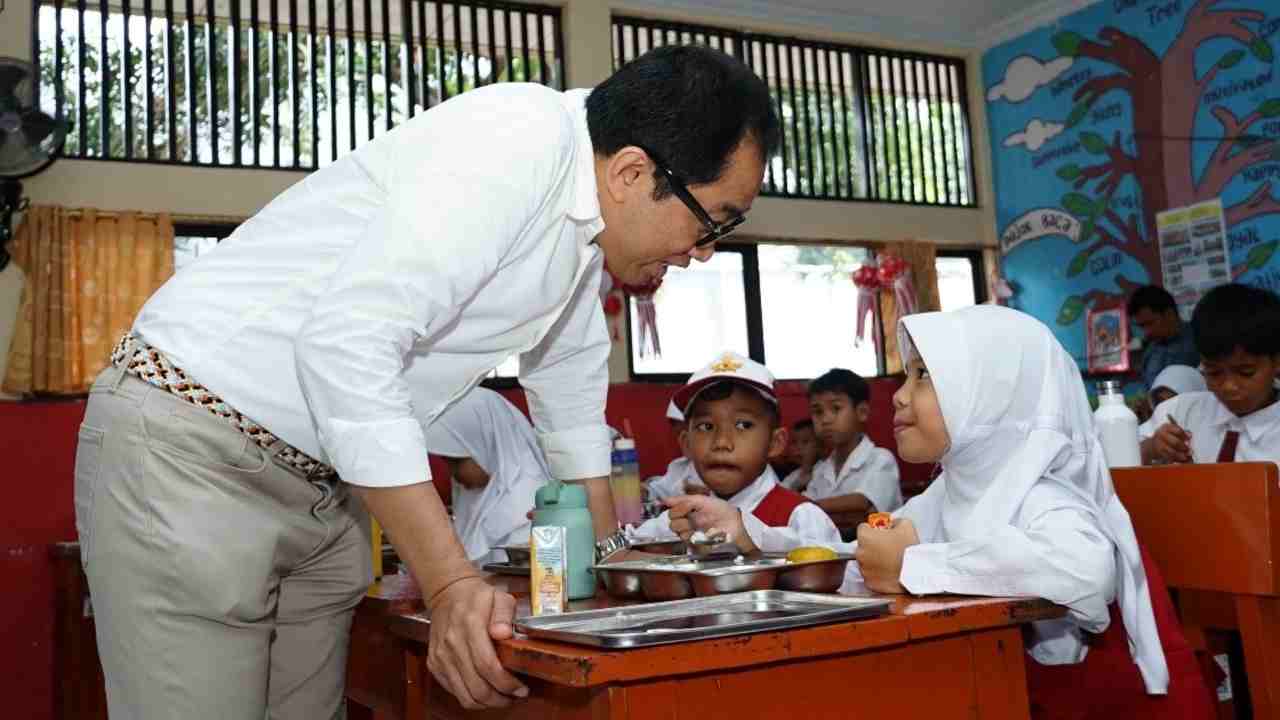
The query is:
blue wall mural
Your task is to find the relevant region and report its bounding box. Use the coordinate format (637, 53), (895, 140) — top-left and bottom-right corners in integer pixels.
(983, 0), (1280, 366)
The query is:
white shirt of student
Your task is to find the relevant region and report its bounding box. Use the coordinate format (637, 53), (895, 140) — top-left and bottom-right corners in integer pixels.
(132, 84), (612, 489)
(629, 467), (840, 552)
(780, 466), (813, 492)
(1140, 391), (1280, 463)
(803, 436), (903, 511)
(644, 457), (705, 501)
(866, 306), (1168, 693)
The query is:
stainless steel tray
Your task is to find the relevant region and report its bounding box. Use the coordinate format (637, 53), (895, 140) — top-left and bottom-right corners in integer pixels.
(594, 553), (852, 601)
(515, 590), (891, 648)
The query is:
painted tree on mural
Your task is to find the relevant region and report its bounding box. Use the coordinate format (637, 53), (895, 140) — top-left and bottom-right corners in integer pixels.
(1046, 0), (1280, 325)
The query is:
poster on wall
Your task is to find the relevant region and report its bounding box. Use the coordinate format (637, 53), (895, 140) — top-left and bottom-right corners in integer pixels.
(1155, 199), (1231, 320)
(1085, 305), (1129, 374)
(982, 0), (1280, 373)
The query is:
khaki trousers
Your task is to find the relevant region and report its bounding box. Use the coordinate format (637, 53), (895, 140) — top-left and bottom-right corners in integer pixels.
(74, 364), (372, 720)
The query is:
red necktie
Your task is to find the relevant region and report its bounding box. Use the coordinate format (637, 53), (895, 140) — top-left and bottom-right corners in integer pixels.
(1216, 430), (1240, 463)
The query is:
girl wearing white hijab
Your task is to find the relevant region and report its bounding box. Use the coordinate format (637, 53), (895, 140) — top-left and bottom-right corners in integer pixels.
(421, 388), (549, 564)
(1139, 365), (1208, 439)
(854, 305), (1212, 720)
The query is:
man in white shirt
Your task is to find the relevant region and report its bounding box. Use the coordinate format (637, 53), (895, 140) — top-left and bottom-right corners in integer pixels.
(74, 45), (779, 719)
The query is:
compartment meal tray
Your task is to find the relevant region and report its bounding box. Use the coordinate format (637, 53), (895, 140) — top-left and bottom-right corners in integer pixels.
(593, 553), (853, 600)
(514, 590), (892, 648)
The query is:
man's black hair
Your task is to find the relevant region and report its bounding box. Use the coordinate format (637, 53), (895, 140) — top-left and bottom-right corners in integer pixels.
(1126, 285), (1178, 317)
(586, 45), (781, 199)
(808, 369), (870, 406)
(1191, 283), (1280, 360)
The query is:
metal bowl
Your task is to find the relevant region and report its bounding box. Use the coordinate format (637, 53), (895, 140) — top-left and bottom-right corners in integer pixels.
(688, 564), (783, 597)
(638, 570), (697, 601)
(775, 556), (851, 593)
(593, 565), (647, 600)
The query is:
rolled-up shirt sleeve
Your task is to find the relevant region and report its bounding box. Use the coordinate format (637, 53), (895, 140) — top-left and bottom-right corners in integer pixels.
(520, 252), (613, 480)
(294, 96), (573, 489)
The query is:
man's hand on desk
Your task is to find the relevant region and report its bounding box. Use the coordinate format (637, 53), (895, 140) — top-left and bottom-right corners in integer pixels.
(427, 576), (529, 710)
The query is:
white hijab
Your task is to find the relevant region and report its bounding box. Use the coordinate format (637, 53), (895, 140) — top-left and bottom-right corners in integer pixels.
(422, 388), (550, 562)
(899, 305), (1168, 693)
(1150, 364), (1206, 396)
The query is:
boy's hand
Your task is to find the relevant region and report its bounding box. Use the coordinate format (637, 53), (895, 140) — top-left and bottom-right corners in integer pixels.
(682, 481), (712, 496)
(664, 495), (755, 554)
(1150, 421), (1192, 464)
(854, 518), (920, 594)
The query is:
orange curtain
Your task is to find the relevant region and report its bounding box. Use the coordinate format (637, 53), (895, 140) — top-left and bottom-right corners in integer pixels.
(878, 241), (940, 374)
(3, 207), (174, 395)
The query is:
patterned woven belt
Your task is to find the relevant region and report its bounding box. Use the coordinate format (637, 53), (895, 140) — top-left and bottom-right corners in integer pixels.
(111, 333), (337, 480)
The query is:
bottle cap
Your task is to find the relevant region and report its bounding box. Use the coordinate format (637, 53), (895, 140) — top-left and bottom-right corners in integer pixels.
(614, 438), (636, 451)
(1097, 379), (1123, 395)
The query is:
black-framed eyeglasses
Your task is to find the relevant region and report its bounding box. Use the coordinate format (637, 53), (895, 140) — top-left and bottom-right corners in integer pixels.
(639, 145), (746, 248)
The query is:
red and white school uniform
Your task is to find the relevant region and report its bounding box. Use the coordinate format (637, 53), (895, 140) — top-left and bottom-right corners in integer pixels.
(629, 467), (840, 552)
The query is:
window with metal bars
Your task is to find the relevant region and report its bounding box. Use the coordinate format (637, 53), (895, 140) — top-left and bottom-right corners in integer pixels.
(612, 16), (976, 207)
(34, 0), (563, 170)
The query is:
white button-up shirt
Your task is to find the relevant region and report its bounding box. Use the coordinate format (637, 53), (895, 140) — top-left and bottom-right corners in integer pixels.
(804, 435), (903, 511)
(643, 457), (705, 502)
(629, 467), (841, 553)
(133, 84), (613, 488)
(1140, 391), (1280, 463)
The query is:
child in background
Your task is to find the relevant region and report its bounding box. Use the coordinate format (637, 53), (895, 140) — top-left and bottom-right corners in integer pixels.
(781, 419), (821, 493)
(1137, 365), (1206, 438)
(853, 305), (1212, 719)
(805, 369), (902, 515)
(1142, 284), (1280, 465)
(626, 352), (840, 553)
(419, 388), (548, 565)
(643, 401), (707, 503)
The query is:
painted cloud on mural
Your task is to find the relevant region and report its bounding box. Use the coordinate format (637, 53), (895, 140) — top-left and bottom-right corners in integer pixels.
(1004, 119), (1065, 151)
(986, 55), (1074, 103)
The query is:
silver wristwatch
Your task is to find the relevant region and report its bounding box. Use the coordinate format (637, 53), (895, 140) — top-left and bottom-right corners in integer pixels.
(595, 528), (629, 563)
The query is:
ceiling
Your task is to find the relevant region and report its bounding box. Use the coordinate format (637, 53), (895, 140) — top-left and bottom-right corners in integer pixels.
(624, 0), (1098, 49)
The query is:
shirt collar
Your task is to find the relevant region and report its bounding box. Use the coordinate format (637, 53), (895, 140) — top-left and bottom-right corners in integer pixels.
(726, 466), (780, 509)
(834, 435), (873, 477)
(563, 89), (603, 231)
(1206, 394), (1280, 444)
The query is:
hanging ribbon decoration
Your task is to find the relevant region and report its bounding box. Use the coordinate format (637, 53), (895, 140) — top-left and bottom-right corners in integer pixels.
(625, 277), (664, 358)
(851, 263), (882, 352)
(878, 254), (918, 317)
(600, 270), (626, 341)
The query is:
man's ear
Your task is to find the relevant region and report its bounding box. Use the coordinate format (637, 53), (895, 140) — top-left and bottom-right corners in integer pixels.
(602, 146), (656, 204)
(768, 426), (789, 461)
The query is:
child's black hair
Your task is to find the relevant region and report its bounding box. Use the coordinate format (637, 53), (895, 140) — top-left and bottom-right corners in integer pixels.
(687, 381), (779, 428)
(1191, 283), (1280, 360)
(807, 368), (870, 406)
(792, 418), (814, 432)
(1126, 285), (1178, 317)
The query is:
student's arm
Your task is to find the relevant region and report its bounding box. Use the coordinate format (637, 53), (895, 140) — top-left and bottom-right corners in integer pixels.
(814, 493), (873, 513)
(519, 252), (617, 540)
(815, 451), (902, 514)
(898, 498), (1115, 632)
(742, 502), (843, 552)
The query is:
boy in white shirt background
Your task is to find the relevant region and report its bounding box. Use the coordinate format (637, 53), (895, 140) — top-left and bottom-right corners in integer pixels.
(627, 352), (840, 553)
(780, 419), (821, 493)
(1142, 283), (1280, 465)
(804, 369), (902, 520)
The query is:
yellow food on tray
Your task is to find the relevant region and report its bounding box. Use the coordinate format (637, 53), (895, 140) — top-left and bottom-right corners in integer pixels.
(786, 546), (838, 563)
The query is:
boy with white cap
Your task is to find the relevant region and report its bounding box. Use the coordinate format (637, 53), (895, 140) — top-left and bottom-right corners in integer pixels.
(643, 400), (707, 503)
(626, 352), (839, 553)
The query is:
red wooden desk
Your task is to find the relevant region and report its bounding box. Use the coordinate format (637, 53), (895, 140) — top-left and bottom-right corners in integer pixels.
(347, 574), (1064, 720)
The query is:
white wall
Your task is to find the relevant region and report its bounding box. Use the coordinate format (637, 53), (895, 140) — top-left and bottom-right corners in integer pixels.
(0, 0), (998, 382)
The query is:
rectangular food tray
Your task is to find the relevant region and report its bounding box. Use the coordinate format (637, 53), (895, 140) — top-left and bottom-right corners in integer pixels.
(515, 590), (892, 648)
(593, 553), (853, 601)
